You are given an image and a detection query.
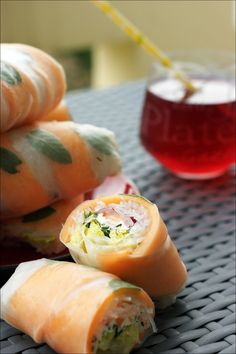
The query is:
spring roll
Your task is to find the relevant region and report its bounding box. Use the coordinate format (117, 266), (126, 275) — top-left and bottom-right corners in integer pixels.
(0, 121), (121, 219)
(1, 43), (66, 133)
(86, 174), (139, 200)
(60, 194), (187, 307)
(40, 100), (71, 122)
(0, 259), (155, 354)
(0, 194), (84, 255)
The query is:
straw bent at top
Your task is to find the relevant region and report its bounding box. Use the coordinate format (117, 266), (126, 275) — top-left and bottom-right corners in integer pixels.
(91, 0), (198, 94)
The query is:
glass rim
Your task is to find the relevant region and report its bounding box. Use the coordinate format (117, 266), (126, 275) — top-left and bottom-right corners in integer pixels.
(151, 48), (236, 69)
(150, 48), (235, 82)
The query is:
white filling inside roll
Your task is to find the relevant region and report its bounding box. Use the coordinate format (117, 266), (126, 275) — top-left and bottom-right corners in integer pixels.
(68, 200), (150, 267)
(92, 295), (155, 354)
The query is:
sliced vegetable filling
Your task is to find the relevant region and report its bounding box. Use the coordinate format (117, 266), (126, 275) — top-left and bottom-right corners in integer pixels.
(69, 200), (150, 258)
(92, 296), (155, 354)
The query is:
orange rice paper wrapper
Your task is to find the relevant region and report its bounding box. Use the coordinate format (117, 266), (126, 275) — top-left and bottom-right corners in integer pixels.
(1, 259), (155, 354)
(60, 194), (187, 308)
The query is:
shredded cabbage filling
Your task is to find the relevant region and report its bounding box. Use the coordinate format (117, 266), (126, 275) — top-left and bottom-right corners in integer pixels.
(92, 296), (155, 354)
(69, 200), (150, 257)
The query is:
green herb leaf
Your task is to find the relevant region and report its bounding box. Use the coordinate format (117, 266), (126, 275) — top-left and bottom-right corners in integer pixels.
(1, 61), (22, 85)
(109, 279), (141, 291)
(22, 206), (56, 223)
(101, 224), (111, 237)
(113, 324), (119, 338)
(0, 147), (22, 174)
(26, 129), (72, 164)
(75, 128), (115, 155)
(84, 210), (97, 219)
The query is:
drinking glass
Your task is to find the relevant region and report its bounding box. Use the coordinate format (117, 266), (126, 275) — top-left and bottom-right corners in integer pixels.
(140, 50), (236, 179)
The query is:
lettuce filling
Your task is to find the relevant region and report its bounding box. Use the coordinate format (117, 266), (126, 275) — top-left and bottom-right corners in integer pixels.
(96, 322), (140, 354)
(69, 201), (150, 256)
(22, 233), (56, 246)
(91, 293), (155, 354)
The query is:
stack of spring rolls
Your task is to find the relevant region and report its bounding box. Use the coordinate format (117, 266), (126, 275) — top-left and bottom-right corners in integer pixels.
(0, 193), (188, 354)
(0, 43), (122, 254)
(0, 44), (188, 354)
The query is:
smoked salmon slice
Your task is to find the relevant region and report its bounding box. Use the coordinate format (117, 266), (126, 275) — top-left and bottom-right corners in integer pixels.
(60, 194), (187, 306)
(1, 43), (66, 133)
(0, 121), (121, 219)
(0, 194), (84, 255)
(0, 259), (155, 354)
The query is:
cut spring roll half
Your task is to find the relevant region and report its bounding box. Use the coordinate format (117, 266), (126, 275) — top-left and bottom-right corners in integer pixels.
(0, 121), (121, 219)
(0, 259), (155, 354)
(40, 99), (71, 122)
(0, 194), (84, 255)
(1, 43), (66, 132)
(60, 194), (187, 306)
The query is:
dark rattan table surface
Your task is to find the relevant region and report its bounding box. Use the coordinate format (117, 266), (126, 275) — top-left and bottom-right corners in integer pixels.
(1, 80), (235, 354)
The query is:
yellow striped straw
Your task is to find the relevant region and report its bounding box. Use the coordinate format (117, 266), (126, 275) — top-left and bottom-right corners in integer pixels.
(91, 0), (197, 93)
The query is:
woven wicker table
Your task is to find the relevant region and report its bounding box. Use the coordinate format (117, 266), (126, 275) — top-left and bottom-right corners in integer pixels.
(1, 81), (235, 354)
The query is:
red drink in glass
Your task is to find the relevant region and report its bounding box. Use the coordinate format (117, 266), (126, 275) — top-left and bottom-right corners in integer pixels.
(140, 53), (236, 179)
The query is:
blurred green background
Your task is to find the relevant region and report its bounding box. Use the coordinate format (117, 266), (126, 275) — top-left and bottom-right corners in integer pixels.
(1, 0), (235, 90)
